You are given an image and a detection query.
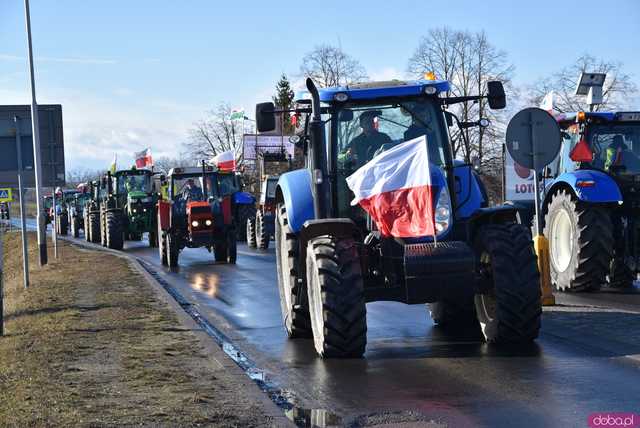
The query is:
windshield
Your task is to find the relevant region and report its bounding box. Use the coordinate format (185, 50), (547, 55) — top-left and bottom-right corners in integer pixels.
(117, 173), (151, 194)
(216, 173), (239, 196)
(266, 179), (278, 198)
(589, 123), (640, 173)
(171, 173), (217, 201)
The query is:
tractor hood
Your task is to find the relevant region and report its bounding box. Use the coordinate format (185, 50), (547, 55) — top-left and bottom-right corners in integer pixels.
(128, 191), (152, 202)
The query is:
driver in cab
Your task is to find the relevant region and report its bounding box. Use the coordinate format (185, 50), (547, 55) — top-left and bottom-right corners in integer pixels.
(182, 178), (203, 201)
(339, 111), (392, 169)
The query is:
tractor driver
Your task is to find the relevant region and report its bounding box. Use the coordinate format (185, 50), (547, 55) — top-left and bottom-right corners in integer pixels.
(340, 111), (393, 169)
(605, 135), (640, 172)
(182, 178), (204, 201)
(403, 103), (442, 165)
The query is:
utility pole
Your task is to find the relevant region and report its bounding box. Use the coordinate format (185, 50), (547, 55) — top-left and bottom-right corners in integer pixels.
(24, 0), (48, 266)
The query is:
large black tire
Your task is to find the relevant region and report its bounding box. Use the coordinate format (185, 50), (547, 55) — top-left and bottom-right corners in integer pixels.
(275, 204), (311, 338)
(428, 295), (477, 329)
(544, 189), (613, 291)
(474, 224), (541, 343)
(226, 232), (237, 264)
(71, 215), (80, 238)
(235, 203), (255, 242)
(57, 215), (68, 236)
(100, 212), (107, 247)
(105, 211), (124, 250)
(306, 235), (367, 358)
(149, 229), (158, 248)
(89, 213), (100, 244)
(166, 232), (179, 267)
(84, 213), (91, 242)
(256, 210), (269, 250)
(246, 217), (257, 249)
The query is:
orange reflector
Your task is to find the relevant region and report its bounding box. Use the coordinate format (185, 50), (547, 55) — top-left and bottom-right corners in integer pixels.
(576, 180), (596, 188)
(577, 111), (586, 122)
(424, 72), (437, 81)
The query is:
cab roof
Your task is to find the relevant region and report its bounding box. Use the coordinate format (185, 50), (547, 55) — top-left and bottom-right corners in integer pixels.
(294, 79), (451, 104)
(167, 165), (218, 176)
(556, 111), (640, 124)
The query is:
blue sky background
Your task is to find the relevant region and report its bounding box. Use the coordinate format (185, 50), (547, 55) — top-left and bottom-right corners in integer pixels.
(1, 0), (639, 171)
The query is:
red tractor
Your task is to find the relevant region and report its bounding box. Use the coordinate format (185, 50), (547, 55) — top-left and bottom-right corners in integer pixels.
(157, 164), (237, 267)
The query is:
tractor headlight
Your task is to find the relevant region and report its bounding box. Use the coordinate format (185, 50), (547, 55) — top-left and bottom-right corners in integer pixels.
(192, 220), (199, 228)
(132, 208), (137, 213)
(205, 219), (212, 226)
(434, 186), (452, 235)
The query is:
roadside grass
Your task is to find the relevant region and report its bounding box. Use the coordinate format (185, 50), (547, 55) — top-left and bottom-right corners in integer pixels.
(0, 232), (271, 427)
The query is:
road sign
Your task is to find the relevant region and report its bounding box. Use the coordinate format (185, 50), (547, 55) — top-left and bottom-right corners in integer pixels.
(0, 188), (12, 202)
(506, 108), (561, 171)
(0, 105), (65, 188)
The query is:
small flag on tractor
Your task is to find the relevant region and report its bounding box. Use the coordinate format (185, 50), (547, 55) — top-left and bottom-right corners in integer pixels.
(211, 150), (236, 172)
(134, 148), (153, 169)
(346, 136), (435, 238)
(110, 153), (117, 174)
(230, 108), (245, 121)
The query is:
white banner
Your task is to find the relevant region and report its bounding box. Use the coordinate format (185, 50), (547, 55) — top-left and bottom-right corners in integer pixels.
(504, 150), (535, 201)
(243, 134), (295, 160)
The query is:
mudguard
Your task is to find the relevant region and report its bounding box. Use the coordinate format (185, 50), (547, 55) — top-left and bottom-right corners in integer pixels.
(453, 162), (486, 219)
(234, 191), (255, 205)
(545, 170), (623, 204)
(276, 169), (314, 233)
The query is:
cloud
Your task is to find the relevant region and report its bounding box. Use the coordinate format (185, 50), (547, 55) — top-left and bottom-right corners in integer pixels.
(0, 53), (117, 65)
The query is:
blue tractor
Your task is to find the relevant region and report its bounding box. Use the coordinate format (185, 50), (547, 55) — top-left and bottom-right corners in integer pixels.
(531, 110), (640, 291)
(256, 78), (542, 358)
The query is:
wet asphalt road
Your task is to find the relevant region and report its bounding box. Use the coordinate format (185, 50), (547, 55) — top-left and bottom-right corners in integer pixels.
(117, 236), (640, 428)
(17, 219), (640, 427)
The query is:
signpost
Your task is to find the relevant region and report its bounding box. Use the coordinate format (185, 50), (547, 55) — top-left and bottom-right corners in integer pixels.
(14, 116), (30, 288)
(506, 108), (562, 306)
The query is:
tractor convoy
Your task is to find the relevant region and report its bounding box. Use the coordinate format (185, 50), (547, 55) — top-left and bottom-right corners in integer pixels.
(33, 70), (636, 360)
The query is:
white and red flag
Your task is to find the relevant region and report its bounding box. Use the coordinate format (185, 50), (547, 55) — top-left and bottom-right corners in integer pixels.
(134, 148), (153, 168)
(345, 136), (435, 238)
(212, 150), (236, 171)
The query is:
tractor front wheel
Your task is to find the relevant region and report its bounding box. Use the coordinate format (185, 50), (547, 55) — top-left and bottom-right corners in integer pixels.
(235, 203), (255, 242)
(158, 220), (167, 266)
(608, 258), (635, 289)
(256, 210), (269, 250)
(89, 213), (100, 243)
(275, 204), (311, 338)
(306, 235), (367, 358)
(149, 229), (158, 248)
(57, 215), (68, 236)
(71, 215), (80, 238)
(246, 217), (257, 248)
(105, 211), (124, 250)
(544, 189), (613, 291)
(227, 232), (237, 264)
(474, 224), (541, 343)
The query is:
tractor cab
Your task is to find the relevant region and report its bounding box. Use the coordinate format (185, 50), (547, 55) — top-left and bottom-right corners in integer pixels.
(256, 77), (542, 358)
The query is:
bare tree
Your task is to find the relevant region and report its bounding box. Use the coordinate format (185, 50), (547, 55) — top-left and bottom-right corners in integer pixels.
(300, 44), (368, 88)
(529, 54), (638, 113)
(66, 168), (106, 187)
(185, 103), (244, 164)
(408, 28), (514, 170)
(154, 154), (192, 174)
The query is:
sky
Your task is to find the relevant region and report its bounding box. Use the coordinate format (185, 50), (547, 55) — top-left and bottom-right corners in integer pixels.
(1, 0), (639, 172)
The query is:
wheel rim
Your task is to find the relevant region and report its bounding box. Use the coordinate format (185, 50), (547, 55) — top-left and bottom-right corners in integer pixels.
(277, 217), (292, 312)
(550, 208), (574, 273)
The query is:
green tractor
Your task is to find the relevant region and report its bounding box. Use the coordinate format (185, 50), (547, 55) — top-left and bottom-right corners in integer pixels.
(68, 188), (92, 238)
(84, 180), (102, 243)
(99, 168), (158, 250)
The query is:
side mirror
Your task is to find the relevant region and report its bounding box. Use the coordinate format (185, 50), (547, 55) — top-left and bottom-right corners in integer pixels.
(487, 81), (506, 110)
(256, 102), (276, 132)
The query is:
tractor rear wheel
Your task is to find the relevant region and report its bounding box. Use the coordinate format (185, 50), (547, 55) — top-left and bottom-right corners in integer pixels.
(166, 232), (179, 267)
(89, 213), (100, 244)
(105, 211), (124, 250)
(246, 217), (257, 248)
(544, 189), (613, 291)
(306, 235), (367, 358)
(235, 203), (255, 242)
(227, 232), (237, 264)
(275, 204), (311, 338)
(84, 213), (90, 241)
(256, 210), (269, 249)
(474, 224), (541, 343)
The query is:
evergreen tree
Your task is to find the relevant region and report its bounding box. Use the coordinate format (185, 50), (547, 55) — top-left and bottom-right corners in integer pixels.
(272, 74), (295, 134)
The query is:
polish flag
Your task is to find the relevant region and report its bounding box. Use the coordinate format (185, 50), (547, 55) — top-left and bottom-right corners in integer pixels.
(212, 150), (236, 171)
(134, 148), (153, 168)
(346, 136), (435, 238)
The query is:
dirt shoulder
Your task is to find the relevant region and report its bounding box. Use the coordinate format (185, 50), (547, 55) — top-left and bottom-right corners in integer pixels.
(0, 231), (278, 427)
